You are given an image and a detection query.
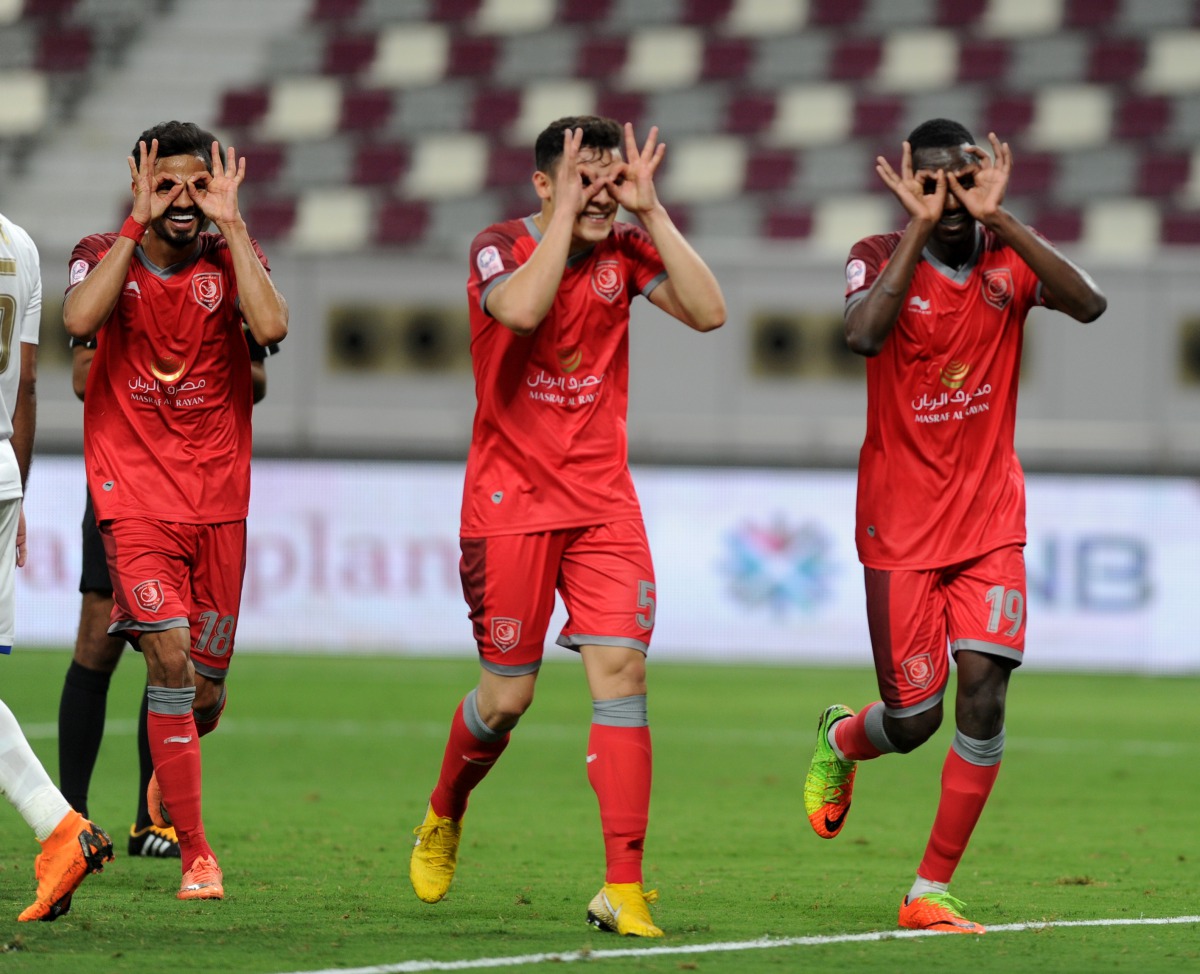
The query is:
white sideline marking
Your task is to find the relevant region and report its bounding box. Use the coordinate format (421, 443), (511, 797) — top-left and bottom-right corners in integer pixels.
(278, 915), (1200, 974)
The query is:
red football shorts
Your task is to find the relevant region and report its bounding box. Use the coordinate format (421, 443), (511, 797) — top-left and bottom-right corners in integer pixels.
(459, 519), (656, 675)
(863, 543), (1026, 717)
(100, 517), (247, 678)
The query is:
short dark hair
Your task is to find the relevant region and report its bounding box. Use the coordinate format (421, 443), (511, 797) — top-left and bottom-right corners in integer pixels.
(907, 118), (975, 154)
(131, 121), (217, 169)
(534, 115), (623, 174)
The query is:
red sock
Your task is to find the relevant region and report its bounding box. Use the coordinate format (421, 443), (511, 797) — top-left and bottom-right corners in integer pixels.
(918, 748), (1002, 883)
(832, 703), (885, 761)
(429, 699), (509, 821)
(147, 710), (213, 871)
(587, 724), (652, 885)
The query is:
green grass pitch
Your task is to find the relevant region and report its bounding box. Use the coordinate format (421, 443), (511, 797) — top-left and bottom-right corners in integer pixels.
(0, 650), (1195, 973)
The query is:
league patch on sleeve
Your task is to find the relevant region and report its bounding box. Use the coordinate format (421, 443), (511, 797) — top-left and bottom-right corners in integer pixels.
(845, 258), (866, 292)
(70, 259), (89, 285)
(476, 245), (505, 281)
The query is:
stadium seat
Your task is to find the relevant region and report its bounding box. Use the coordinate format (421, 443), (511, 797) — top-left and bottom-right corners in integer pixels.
(1160, 211), (1200, 246)
(619, 27), (704, 90)
(743, 148), (798, 192)
(405, 132), (488, 198)
(1113, 93), (1170, 141)
(474, 0), (556, 34)
(1086, 37), (1145, 84)
(980, 0), (1064, 36)
(243, 196), (298, 242)
(724, 92), (777, 136)
(375, 198), (431, 245)
(515, 80), (597, 141)
(724, 0), (804, 33)
(701, 37), (753, 80)
(1061, 0), (1116, 29)
(812, 195), (894, 254)
(936, 0), (989, 28)
(661, 135), (746, 201)
(352, 142), (409, 186)
(876, 30), (960, 91)
(958, 38), (1011, 82)
(446, 35), (499, 78)
(370, 24), (450, 86)
(1081, 198), (1160, 256)
(323, 33), (377, 75)
(1025, 84), (1112, 150)
(770, 84), (854, 146)
(1140, 32), (1200, 93)
(36, 26), (91, 72)
(1134, 149), (1189, 200)
(0, 70), (48, 135)
(763, 204), (813, 239)
(262, 77), (343, 141)
(339, 88), (395, 132)
(292, 187), (371, 251)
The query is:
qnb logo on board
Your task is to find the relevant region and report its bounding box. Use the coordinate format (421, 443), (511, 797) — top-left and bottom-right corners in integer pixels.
(721, 515), (836, 616)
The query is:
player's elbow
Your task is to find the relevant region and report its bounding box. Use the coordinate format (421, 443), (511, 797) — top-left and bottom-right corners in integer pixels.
(1076, 292), (1107, 323)
(501, 316), (541, 337)
(62, 306), (98, 341)
(845, 329), (883, 357)
(691, 301), (727, 333)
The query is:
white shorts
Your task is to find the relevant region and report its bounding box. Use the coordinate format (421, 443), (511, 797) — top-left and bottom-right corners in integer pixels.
(0, 496), (18, 652)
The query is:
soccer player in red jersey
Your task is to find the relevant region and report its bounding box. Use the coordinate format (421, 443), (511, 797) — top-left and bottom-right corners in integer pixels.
(62, 120), (288, 901)
(409, 116), (725, 936)
(56, 334), (273, 863)
(803, 119), (1107, 934)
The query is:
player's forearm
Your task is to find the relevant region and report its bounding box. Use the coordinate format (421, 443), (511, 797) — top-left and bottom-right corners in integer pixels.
(638, 205), (726, 332)
(63, 241), (137, 339)
(485, 213), (574, 335)
(845, 219), (931, 356)
(984, 209), (1107, 323)
(12, 349), (36, 490)
(218, 219), (289, 345)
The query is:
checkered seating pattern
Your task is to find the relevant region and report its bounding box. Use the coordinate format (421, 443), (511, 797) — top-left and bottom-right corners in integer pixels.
(11, 0), (1200, 253)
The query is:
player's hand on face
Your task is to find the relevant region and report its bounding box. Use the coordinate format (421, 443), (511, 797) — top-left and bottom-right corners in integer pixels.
(188, 141), (245, 228)
(127, 139), (183, 226)
(610, 123), (664, 214)
(948, 132), (1010, 222)
(876, 140), (946, 225)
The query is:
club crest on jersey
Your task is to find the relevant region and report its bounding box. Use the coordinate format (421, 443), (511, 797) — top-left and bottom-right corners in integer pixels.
(491, 617), (522, 653)
(192, 272), (223, 311)
(902, 653), (935, 690)
(982, 268), (1013, 310)
(591, 261), (623, 303)
(133, 580), (165, 613)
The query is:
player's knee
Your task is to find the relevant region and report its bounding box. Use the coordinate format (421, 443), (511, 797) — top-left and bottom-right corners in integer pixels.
(885, 707), (942, 753)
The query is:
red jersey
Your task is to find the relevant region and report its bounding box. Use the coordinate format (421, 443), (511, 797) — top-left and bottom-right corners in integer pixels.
(461, 217), (667, 537)
(845, 226), (1043, 569)
(69, 231), (269, 524)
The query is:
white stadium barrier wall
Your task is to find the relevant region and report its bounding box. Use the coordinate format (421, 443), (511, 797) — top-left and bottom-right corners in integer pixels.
(17, 457), (1197, 673)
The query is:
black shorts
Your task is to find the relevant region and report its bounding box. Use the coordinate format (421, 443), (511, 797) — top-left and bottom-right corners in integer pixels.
(79, 491), (113, 595)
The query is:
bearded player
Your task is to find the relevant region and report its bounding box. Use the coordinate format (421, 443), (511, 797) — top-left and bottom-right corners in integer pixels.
(63, 120), (288, 901)
(803, 119), (1107, 933)
(409, 116), (725, 936)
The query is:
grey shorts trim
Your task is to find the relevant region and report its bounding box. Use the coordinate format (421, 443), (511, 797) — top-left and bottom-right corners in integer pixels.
(952, 638), (1024, 666)
(882, 685), (946, 719)
(109, 616), (190, 638)
(193, 659), (231, 681)
(555, 634), (650, 654)
(479, 656), (541, 677)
